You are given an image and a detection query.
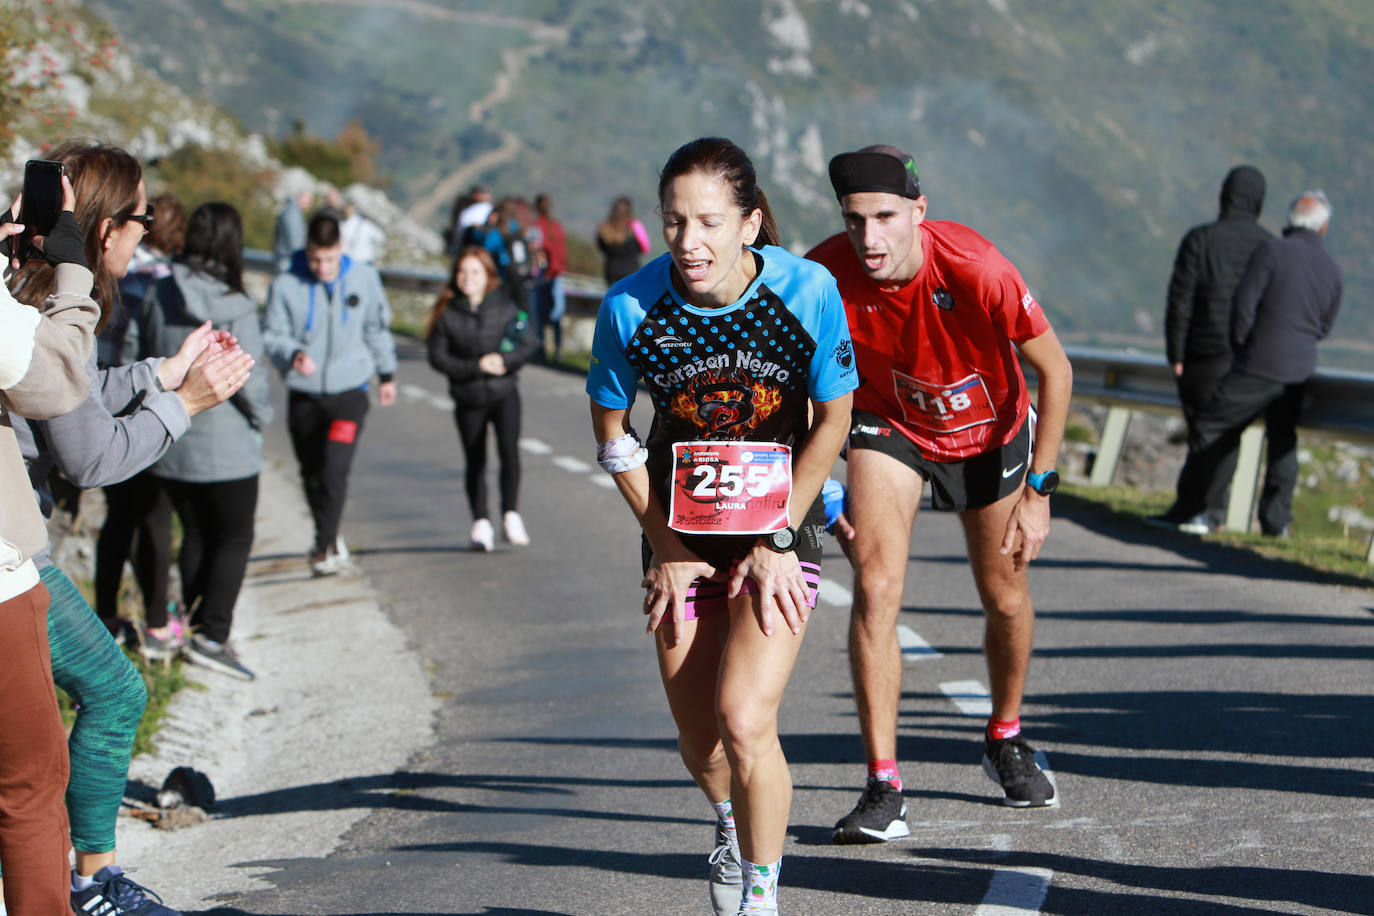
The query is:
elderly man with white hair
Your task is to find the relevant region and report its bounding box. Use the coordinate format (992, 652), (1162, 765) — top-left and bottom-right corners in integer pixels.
(1161, 190), (1343, 537)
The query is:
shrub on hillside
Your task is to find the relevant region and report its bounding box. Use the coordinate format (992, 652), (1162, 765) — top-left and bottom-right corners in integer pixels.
(151, 144), (276, 250)
(271, 119), (371, 190)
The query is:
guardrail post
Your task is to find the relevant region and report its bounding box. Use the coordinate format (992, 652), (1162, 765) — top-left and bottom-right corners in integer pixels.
(1223, 424), (1266, 533)
(1366, 530), (1374, 565)
(1089, 406), (1133, 487)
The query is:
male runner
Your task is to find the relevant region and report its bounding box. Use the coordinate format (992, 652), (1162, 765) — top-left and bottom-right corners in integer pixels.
(807, 145), (1073, 842)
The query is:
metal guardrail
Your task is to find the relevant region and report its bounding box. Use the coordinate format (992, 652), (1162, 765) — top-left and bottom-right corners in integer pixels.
(245, 249), (1374, 558)
(1054, 346), (1374, 561)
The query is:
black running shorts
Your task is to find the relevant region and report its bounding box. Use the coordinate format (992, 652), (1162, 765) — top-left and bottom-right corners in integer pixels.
(846, 409), (1031, 511)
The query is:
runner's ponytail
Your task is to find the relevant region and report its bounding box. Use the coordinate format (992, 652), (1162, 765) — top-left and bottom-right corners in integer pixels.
(754, 188), (779, 249)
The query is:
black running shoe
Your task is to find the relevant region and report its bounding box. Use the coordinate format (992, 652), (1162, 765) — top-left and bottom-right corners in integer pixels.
(982, 734), (1058, 807)
(832, 778), (910, 844)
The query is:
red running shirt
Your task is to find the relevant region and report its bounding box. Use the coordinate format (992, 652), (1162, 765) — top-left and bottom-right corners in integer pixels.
(808, 220), (1051, 462)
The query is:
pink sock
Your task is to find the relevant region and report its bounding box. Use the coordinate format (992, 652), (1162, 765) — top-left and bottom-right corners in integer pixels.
(987, 717), (1021, 740)
(868, 758), (901, 791)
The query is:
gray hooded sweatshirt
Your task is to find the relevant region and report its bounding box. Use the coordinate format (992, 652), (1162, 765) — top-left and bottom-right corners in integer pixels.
(124, 263), (273, 482)
(262, 252), (397, 395)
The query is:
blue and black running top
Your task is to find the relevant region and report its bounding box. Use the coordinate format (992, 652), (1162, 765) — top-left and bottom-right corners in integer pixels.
(588, 245), (858, 504)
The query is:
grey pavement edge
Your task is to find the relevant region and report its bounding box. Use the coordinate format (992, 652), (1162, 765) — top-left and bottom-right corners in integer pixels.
(117, 457), (439, 908)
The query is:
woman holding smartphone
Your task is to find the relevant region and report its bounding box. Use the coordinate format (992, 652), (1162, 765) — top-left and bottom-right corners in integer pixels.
(5, 140), (251, 916)
(587, 137), (856, 915)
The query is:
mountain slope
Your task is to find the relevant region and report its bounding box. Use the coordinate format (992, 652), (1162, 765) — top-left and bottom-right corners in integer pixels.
(85, 0), (1374, 362)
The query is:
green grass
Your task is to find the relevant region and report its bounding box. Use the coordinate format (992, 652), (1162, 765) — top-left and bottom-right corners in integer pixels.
(1059, 482), (1374, 585)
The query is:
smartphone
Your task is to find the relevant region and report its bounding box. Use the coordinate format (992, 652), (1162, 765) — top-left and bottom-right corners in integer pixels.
(19, 160), (64, 237)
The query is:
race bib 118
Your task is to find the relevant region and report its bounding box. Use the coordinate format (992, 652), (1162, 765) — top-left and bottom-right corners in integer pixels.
(892, 370), (997, 434)
(668, 441), (792, 535)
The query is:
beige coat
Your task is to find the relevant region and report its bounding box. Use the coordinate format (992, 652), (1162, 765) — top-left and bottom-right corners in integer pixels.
(1, 263), (99, 599)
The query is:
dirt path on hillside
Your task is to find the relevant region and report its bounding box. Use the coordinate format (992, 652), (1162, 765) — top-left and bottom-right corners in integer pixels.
(283, 0), (569, 227)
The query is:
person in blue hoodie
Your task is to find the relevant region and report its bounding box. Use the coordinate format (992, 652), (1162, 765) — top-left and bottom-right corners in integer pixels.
(263, 211), (397, 575)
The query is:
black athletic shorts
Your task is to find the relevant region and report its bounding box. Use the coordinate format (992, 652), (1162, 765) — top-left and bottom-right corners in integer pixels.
(846, 409), (1031, 511)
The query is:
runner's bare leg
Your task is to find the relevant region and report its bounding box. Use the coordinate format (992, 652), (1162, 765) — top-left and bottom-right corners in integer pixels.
(846, 448), (923, 762)
(960, 488), (1035, 721)
(716, 592), (807, 864)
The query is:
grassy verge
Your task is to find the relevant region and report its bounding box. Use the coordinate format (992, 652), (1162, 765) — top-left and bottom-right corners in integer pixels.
(1059, 481), (1374, 584)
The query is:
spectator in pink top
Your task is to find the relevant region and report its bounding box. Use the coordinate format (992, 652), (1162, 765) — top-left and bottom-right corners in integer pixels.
(596, 196), (650, 286)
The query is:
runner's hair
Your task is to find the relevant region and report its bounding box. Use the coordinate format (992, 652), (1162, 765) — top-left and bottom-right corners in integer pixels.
(657, 137), (779, 248)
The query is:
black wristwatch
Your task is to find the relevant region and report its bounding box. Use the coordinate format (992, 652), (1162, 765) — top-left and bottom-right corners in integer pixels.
(1026, 469), (1060, 497)
(763, 526), (798, 552)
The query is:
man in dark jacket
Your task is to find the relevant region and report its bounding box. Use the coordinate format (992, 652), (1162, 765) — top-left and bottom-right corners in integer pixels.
(1161, 191), (1342, 537)
(1160, 166), (1271, 532)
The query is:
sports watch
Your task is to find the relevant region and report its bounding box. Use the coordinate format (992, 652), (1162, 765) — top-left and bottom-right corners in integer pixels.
(1026, 469), (1060, 497)
(763, 526), (798, 552)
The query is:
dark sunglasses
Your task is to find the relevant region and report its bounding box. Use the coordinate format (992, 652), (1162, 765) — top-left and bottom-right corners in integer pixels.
(122, 202), (155, 228)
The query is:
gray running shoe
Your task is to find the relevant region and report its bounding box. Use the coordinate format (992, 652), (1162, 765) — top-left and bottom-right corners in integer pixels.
(982, 734), (1058, 807)
(832, 779), (909, 844)
(184, 635), (255, 681)
(708, 822), (742, 916)
(138, 624), (184, 664)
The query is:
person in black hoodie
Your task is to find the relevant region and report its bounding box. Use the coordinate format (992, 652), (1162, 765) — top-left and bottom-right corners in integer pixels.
(426, 246), (539, 551)
(1163, 191), (1341, 538)
(1158, 165), (1272, 532)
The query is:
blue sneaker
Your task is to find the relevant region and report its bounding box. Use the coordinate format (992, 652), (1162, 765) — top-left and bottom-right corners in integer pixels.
(71, 865), (180, 915)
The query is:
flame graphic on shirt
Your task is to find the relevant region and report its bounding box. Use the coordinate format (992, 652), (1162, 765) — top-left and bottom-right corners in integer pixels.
(667, 369), (783, 434)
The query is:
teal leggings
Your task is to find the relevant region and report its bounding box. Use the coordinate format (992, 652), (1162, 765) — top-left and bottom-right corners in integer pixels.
(41, 565), (147, 854)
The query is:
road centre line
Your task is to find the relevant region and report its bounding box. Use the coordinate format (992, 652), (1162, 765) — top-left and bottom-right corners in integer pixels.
(588, 474), (618, 489)
(973, 866), (1053, 915)
(519, 438), (554, 455)
(940, 680), (994, 718)
(899, 624), (944, 661)
(400, 383), (429, 400)
(552, 455), (593, 473)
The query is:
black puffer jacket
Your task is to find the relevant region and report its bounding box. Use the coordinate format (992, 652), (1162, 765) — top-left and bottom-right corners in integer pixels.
(1165, 166), (1272, 364)
(426, 289), (539, 407)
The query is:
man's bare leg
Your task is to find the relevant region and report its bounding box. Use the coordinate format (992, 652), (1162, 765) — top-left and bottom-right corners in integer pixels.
(834, 448), (923, 842)
(960, 489), (1057, 807)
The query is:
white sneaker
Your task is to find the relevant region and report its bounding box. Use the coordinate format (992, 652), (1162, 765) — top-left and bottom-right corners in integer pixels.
(470, 518), (495, 552)
(309, 546), (341, 577)
(502, 511), (529, 546)
(334, 534), (351, 563)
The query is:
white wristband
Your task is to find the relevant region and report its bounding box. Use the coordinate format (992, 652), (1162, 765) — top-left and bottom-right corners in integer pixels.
(597, 430), (647, 474)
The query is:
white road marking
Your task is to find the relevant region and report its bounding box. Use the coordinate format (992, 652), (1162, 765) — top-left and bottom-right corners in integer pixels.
(816, 577), (851, 607)
(940, 680), (994, 717)
(552, 455), (592, 474)
(519, 438), (553, 455)
(400, 383), (429, 400)
(898, 624), (944, 662)
(973, 866), (1053, 915)
(588, 474), (618, 489)
(428, 395), (454, 411)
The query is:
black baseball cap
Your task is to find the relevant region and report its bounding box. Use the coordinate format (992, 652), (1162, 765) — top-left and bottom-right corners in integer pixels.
(828, 145), (921, 200)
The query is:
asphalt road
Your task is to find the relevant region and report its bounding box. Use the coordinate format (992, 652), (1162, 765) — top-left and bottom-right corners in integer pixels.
(215, 342), (1374, 916)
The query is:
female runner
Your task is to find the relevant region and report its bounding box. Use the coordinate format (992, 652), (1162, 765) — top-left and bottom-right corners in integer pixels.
(587, 137), (856, 915)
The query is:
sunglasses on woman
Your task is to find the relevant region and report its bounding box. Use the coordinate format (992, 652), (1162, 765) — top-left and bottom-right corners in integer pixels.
(122, 202), (156, 228)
